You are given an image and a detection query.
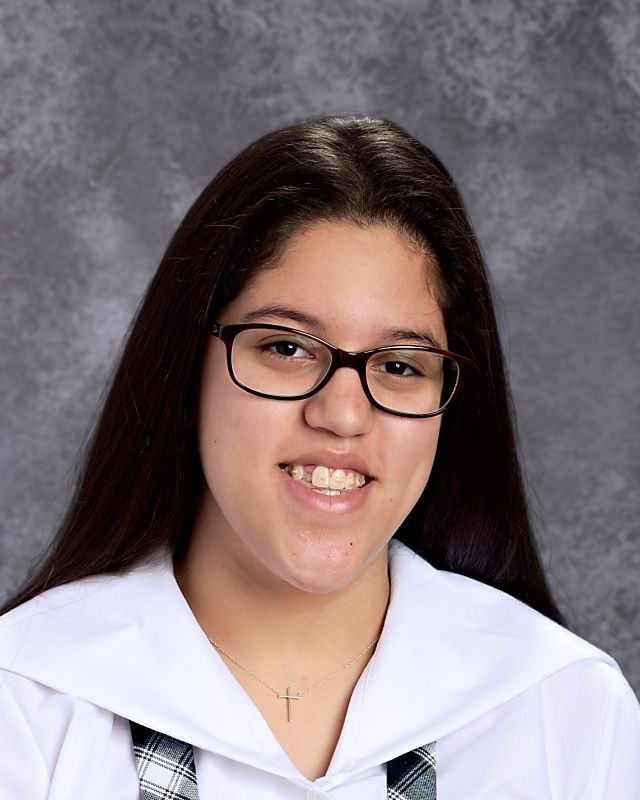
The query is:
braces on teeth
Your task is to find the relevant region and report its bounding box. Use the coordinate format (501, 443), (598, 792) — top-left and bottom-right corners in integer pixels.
(282, 464), (367, 492)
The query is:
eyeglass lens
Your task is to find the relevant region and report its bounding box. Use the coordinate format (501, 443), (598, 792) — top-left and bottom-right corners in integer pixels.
(230, 327), (459, 415)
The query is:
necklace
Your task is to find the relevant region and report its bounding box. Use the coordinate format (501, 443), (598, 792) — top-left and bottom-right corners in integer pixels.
(206, 632), (381, 722)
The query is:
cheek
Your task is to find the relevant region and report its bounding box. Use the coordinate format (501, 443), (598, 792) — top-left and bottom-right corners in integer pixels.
(197, 363), (294, 495)
(198, 343), (256, 452)
(199, 382), (260, 475)
(197, 390), (266, 535)
(384, 418), (441, 513)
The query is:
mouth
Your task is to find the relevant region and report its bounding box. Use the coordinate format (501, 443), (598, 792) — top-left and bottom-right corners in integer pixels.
(278, 463), (373, 496)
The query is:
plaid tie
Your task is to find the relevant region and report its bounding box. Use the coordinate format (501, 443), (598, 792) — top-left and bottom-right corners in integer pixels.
(130, 721), (436, 798)
(387, 744), (437, 799)
(130, 722), (198, 800)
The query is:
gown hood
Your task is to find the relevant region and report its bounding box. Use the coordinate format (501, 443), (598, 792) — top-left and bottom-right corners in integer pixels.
(0, 540), (618, 778)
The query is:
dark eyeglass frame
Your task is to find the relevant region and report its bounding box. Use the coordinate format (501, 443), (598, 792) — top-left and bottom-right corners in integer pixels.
(210, 322), (473, 419)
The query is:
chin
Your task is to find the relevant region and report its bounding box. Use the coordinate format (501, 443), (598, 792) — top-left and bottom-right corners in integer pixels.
(276, 538), (380, 595)
(288, 572), (355, 595)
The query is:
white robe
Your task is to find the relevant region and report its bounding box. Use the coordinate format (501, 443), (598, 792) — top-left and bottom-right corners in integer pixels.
(0, 539), (638, 798)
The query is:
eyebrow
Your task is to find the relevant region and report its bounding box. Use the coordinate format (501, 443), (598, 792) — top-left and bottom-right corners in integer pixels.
(238, 305), (443, 348)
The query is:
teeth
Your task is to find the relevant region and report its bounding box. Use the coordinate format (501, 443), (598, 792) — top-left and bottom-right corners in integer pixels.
(329, 469), (346, 490)
(284, 464), (368, 493)
(311, 466), (330, 488)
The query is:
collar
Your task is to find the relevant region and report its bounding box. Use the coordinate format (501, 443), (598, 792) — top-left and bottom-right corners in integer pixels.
(0, 540), (614, 784)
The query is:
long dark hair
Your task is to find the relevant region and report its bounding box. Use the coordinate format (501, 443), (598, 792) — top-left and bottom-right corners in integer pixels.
(2, 115), (566, 626)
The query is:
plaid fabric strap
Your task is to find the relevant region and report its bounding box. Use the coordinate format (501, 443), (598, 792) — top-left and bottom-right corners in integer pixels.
(129, 721), (436, 798)
(387, 742), (437, 799)
(130, 721), (199, 800)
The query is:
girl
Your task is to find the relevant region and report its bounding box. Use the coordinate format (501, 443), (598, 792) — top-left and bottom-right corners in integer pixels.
(1, 115), (638, 798)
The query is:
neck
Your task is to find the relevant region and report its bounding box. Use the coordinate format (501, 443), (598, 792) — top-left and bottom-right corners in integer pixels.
(174, 506), (390, 681)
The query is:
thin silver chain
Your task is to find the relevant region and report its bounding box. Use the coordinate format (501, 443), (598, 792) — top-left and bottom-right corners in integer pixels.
(206, 633), (380, 697)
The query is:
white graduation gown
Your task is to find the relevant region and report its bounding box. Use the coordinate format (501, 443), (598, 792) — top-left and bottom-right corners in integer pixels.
(0, 539), (638, 798)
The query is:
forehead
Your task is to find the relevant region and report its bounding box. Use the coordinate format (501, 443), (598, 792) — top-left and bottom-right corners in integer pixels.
(220, 221), (446, 346)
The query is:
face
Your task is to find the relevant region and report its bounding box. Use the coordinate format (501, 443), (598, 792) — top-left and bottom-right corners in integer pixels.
(195, 221), (446, 595)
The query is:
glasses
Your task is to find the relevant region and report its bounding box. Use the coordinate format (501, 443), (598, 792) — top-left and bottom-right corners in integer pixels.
(210, 323), (472, 418)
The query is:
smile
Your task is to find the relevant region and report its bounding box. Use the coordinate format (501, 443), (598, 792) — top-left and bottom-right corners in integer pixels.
(279, 464), (370, 494)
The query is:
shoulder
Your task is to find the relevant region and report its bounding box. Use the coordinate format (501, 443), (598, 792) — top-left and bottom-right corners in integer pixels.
(0, 668), (109, 737)
(437, 657), (640, 798)
(522, 658), (640, 796)
(532, 657), (640, 748)
(389, 539), (612, 664)
(0, 551), (171, 665)
(543, 657), (640, 741)
(0, 669), (137, 796)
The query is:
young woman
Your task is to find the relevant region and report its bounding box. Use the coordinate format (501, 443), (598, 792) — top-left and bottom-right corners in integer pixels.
(1, 115), (638, 798)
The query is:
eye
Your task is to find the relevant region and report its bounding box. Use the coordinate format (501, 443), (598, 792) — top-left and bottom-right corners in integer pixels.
(261, 339), (313, 359)
(369, 348), (443, 381)
(377, 359), (422, 377)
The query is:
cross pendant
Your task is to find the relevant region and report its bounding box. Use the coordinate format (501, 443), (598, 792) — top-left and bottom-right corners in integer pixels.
(277, 687), (301, 722)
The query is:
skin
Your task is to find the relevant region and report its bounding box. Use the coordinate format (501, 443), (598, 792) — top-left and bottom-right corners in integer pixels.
(174, 220), (447, 778)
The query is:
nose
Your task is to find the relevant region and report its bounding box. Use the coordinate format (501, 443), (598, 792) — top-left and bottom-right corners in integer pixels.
(303, 366), (374, 438)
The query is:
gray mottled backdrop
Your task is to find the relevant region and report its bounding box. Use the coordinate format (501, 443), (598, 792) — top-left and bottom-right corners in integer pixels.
(1, 0), (639, 694)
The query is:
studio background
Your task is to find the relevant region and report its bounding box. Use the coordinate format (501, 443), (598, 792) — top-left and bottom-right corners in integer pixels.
(1, 0), (638, 695)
